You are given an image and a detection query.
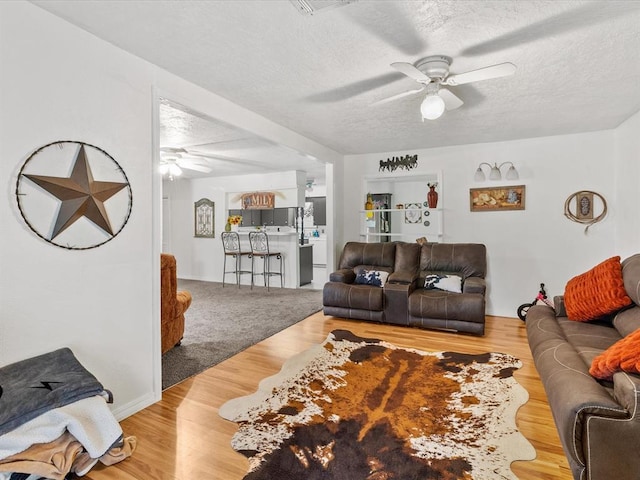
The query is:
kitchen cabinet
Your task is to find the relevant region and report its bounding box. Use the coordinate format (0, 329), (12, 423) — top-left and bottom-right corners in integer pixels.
(309, 237), (326, 266)
(299, 244), (313, 286)
(228, 208), (297, 227)
(261, 209), (274, 225)
(274, 208), (295, 226)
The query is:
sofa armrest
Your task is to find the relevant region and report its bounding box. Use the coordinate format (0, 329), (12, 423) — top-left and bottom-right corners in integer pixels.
(554, 295), (567, 317)
(329, 269), (356, 283)
(388, 270), (418, 285)
(463, 277), (486, 295)
(613, 371), (640, 414)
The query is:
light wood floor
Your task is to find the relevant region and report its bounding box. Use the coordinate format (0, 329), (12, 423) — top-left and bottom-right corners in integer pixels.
(86, 313), (573, 479)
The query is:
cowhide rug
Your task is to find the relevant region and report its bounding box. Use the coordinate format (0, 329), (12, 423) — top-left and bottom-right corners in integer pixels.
(219, 330), (536, 479)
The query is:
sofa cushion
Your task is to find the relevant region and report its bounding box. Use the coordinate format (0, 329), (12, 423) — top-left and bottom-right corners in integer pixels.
(419, 243), (486, 280)
(590, 327), (640, 380)
(338, 242), (396, 270)
(564, 256), (632, 322)
(424, 274), (462, 293)
(355, 269), (389, 287)
(408, 290), (484, 324)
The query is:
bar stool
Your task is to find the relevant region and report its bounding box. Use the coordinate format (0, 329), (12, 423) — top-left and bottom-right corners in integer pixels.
(221, 232), (252, 288)
(249, 231), (284, 291)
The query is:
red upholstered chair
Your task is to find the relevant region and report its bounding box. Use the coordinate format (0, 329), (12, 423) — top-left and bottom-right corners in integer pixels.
(160, 253), (192, 354)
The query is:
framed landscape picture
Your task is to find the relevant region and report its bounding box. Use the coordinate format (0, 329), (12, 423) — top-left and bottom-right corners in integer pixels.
(470, 185), (525, 212)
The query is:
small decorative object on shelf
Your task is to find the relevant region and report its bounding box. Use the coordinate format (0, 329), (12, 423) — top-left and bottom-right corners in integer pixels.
(365, 193), (374, 219)
(427, 182), (439, 208)
(404, 203), (422, 223)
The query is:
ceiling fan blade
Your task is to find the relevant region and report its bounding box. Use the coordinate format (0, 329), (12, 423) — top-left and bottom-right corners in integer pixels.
(160, 146), (187, 154)
(371, 86), (425, 106)
(439, 88), (464, 111)
(305, 72), (403, 103)
(445, 62), (516, 86)
(177, 159), (212, 173)
(390, 62), (432, 83)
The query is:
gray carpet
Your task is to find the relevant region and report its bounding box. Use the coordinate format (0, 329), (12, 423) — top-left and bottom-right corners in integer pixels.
(162, 280), (323, 390)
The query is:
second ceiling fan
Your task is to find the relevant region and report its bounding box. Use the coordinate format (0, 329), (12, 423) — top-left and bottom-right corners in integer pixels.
(376, 55), (517, 120)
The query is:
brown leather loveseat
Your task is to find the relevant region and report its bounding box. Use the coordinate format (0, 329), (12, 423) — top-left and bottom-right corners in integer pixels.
(323, 241), (487, 334)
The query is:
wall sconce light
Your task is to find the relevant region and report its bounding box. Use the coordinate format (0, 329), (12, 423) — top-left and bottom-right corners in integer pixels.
(474, 162), (519, 182)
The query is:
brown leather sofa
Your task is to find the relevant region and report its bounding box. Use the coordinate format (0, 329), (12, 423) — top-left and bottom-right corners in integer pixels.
(323, 241), (487, 334)
(160, 253), (192, 354)
(526, 254), (640, 480)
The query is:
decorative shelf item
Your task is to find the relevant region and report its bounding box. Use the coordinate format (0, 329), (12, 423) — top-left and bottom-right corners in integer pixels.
(404, 203), (422, 223)
(427, 182), (439, 208)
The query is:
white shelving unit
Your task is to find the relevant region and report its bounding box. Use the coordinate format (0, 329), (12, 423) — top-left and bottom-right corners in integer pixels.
(359, 172), (443, 243)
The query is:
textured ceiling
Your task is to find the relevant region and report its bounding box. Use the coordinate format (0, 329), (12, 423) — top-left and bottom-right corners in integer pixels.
(32, 0), (640, 180)
(159, 100), (327, 181)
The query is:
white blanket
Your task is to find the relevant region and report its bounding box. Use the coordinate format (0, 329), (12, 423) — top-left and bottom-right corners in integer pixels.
(0, 395), (122, 460)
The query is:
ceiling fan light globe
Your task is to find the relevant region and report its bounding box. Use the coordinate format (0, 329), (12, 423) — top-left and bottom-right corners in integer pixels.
(159, 164), (169, 175)
(420, 94), (445, 120)
(168, 164), (182, 176)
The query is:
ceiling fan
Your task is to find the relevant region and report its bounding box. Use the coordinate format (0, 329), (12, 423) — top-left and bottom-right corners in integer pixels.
(375, 55), (516, 120)
(160, 147), (212, 179)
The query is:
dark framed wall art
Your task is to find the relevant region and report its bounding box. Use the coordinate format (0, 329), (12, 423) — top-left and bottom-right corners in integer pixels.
(194, 198), (215, 238)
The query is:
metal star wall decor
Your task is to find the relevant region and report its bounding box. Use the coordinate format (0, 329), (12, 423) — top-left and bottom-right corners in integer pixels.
(16, 141), (133, 250)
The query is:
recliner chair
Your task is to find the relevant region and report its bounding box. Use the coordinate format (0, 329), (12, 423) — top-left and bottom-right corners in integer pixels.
(160, 253), (192, 354)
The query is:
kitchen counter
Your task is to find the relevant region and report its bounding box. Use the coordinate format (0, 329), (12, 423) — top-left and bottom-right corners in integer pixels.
(236, 229), (297, 236)
(232, 230), (304, 288)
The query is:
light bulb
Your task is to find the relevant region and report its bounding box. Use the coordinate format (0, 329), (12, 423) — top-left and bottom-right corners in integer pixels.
(505, 165), (519, 180)
(168, 163), (182, 177)
(420, 93), (445, 120)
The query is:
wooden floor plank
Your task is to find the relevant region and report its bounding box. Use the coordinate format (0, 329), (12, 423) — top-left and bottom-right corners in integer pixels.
(86, 313), (572, 479)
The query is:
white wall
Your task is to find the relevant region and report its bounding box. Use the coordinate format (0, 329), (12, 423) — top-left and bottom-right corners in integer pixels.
(343, 128), (637, 317)
(0, 1), (158, 416)
(613, 109), (640, 258)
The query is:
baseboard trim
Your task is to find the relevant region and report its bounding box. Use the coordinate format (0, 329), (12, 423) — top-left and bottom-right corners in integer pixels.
(111, 391), (159, 421)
